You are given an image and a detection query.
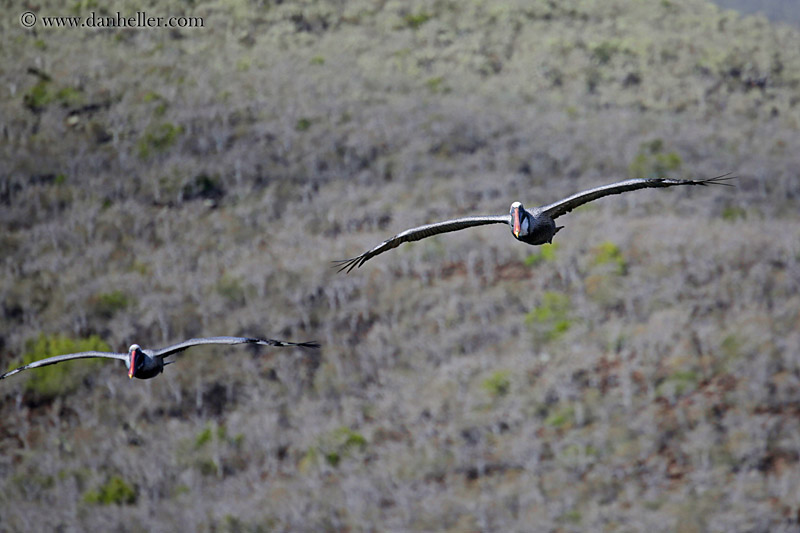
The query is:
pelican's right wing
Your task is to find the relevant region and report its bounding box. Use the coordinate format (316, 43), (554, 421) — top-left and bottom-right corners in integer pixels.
(1, 351), (128, 380)
(333, 215), (510, 273)
(538, 174), (735, 219)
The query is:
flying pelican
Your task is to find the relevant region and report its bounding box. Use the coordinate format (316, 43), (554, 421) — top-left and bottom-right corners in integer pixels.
(0, 336), (320, 381)
(334, 174), (734, 272)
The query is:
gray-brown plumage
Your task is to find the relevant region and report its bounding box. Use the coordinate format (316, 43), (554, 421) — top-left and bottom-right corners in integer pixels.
(334, 174), (734, 273)
(1, 336), (320, 381)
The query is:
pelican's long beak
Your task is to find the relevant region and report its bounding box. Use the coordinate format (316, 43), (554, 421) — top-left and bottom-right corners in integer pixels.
(128, 351), (135, 379)
(512, 206), (520, 238)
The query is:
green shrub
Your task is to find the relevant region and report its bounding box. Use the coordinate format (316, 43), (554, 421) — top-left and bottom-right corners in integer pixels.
(404, 12), (431, 29)
(54, 86), (84, 107)
(558, 509), (582, 524)
(628, 139), (683, 178)
(23, 81), (84, 112)
(426, 76), (449, 94)
(482, 370), (511, 399)
(722, 206), (747, 221)
(195, 423), (229, 449)
(175, 423), (244, 477)
(525, 292), (572, 342)
(23, 81), (52, 112)
(216, 275), (246, 306)
(195, 426), (214, 449)
(591, 241), (627, 275)
(12, 334), (111, 399)
(304, 427), (368, 469)
(137, 122), (183, 158)
(88, 290), (131, 319)
(545, 405), (574, 428)
(591, 40), (621, 64)
(657, 370), (699, 398)
(525, 243), (558, 267)
(83, 475), (137, 505)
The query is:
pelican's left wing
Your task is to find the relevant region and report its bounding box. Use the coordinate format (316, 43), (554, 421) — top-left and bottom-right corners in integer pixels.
(151, 336), (319, 359)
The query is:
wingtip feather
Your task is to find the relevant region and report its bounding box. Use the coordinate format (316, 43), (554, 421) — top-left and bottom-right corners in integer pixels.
(331, 256), (364, 274)
(297, 341), (321, 349)
(701, 173), (737, 186)
(1, 367), (24, 380)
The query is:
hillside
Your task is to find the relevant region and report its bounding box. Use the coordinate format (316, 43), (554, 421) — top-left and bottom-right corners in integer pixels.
(1, 0), (799, 531)
(711, 0), (800, 26)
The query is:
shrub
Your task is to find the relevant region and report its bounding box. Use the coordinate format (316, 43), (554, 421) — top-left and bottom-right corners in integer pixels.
(722, 206), (747, 221)
(426, 76), (446, 94)
(591, 241), (627, 275)
(83, 475), (137, 505)
(545, 405), (575, 428)
(195, 423), (230, 449)
(12, 334), (111, 400)
(628, 139), (683, 177)
(216, 275), (246, 306)
(657, 370), (699, 399)
(525, 292), (572, 342)
(137, 122), (183, 158)
(525, 243), (558, 267)
(303, 427), (368, 469)
(404, 12), (431, 29)
(88, 290), (131, 319)
(182, 174), (225, 202)
(482, 370), (511, 399)
(23, 81), (52, 112)
(23, 81), (85, 112)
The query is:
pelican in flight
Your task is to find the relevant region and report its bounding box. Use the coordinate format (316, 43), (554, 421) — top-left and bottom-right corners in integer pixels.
(334, 174), (734, 273)
(0, 336), (320, 381)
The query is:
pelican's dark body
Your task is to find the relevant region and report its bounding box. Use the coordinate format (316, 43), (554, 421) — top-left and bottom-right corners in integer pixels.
(128, 345), (166, 379)
(517, 214), (561, 245)
(512, 204), (563, 245)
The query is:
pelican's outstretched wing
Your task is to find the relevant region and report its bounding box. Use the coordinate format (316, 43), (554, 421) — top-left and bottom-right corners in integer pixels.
(150, 336), (320, 359)
(334, 215), (510, 273)
(538, 174), (735, 219)
(1, 351), (128, 380)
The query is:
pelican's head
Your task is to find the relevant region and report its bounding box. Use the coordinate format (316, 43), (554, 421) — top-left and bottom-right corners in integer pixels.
(510, 201), (526, 239)
(128, 344), (142, 379)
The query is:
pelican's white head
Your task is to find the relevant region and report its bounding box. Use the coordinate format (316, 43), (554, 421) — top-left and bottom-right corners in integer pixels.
(128, 344), (142, 379)
(510, 202), (524, 238)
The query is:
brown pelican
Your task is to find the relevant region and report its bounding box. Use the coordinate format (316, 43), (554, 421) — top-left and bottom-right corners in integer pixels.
(334, 174), (734, 272)
(0, 336), (320, 380)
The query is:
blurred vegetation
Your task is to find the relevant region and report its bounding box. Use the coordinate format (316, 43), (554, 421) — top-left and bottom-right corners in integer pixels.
(1, 0), (799, 531)
(83, 475), (138, 506)
(482, 369), (511, 399)
(525, 291), (572, 342)
(14, 334), (110, 400)
(524, 242), (558, 267)
(592, 241), (628, 275)
(628, 139), (684, 178)
(137, 122), (183, 159)
(88, 290), (131, 319)
(302, 427), (368, 469)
